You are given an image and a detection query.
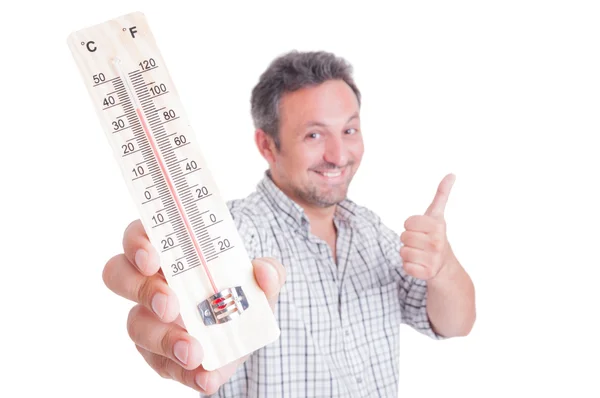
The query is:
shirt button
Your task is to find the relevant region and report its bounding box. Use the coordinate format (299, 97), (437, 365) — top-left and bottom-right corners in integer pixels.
(345, 330), (350, 337)
(356, 377), (363, 384)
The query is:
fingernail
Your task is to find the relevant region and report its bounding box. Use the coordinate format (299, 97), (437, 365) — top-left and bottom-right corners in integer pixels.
(135, 249), (148, 272)
(151, 293), (167, 319)
(260, 259), (279, 283)
(173, 340), (189, 365)
(196, 373), (208, 390)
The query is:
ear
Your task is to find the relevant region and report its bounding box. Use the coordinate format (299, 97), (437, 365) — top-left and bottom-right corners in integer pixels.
(254, 128), (278, 165)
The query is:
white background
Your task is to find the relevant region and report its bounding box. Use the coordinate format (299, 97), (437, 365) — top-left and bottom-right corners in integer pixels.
(0, 0), (598, 397)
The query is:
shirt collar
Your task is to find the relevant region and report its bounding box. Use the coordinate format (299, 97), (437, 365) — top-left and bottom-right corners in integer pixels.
(256, 170), (359, 234)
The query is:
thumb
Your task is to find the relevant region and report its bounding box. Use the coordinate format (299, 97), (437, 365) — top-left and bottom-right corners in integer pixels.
(252, 257), (286, 311)
(425, 173), (456, 218)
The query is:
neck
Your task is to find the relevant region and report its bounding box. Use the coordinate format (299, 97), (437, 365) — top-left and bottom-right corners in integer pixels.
(303, 205), (336, 230)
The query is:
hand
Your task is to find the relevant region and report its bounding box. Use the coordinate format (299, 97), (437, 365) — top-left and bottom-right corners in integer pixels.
(102, 219), (286, 394)
(400, 173), (456, 280)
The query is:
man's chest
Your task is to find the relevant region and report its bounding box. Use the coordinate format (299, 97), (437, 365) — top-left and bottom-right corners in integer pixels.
(256, 225), (403, 393)
(266, 225), (402, 342)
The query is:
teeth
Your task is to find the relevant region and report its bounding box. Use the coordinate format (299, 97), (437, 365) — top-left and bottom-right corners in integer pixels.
(318, 170), (342, 178)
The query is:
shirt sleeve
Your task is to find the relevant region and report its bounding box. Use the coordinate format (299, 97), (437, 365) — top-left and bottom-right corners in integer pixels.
(376, 216), (447, 340)
(227, 200), (271, 261)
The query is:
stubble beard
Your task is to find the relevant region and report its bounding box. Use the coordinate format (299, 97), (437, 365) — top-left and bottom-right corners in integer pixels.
(294, 169), (354, 208)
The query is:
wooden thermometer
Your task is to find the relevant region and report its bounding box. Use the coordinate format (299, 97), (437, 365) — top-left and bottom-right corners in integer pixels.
(67, 11), (280, 371)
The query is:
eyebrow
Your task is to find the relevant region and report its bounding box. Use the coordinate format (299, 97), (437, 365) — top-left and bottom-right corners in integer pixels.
(303, 112), (360, 129)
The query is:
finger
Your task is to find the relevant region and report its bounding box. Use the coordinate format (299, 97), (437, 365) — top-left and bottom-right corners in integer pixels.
(136, 344), (240, 394)
(400, 231), (446, 253)
(122, 219), (161, 276)
(424, 173), (456, 218)
(252, 257), (286, 310)
(128, 304), (203, 370)
(400, 246), (433, 267)
(404, 215), (442, 235)
(103, 253), (179, 322)
(136, 344), (171, 379)
(403, 261), (434, 280)
(400, 231), (429, 251)
(194, 361), (241, 394)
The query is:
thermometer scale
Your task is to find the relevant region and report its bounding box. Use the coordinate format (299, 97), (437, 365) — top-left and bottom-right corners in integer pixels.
(67, 11), (280, 371)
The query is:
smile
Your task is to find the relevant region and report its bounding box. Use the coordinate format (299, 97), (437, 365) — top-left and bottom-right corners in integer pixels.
(313, 167), (347, 180)
(318, 170), (341, 177)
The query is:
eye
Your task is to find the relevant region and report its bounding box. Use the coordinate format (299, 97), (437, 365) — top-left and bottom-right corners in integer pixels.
(345, 128), (358, 135)
(307, 132), (321, 139)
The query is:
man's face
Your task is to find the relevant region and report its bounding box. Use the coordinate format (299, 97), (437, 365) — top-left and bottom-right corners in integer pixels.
(267, 79), (364, 209)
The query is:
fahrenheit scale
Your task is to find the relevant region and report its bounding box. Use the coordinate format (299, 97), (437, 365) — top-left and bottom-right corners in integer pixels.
(67, 11), (279, 371)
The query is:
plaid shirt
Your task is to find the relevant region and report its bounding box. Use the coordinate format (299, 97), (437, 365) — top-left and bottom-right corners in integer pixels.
(203, 171), (442, 398)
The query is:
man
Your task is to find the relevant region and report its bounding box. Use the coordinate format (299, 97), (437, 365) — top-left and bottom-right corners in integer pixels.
(103, 50), (476, 397)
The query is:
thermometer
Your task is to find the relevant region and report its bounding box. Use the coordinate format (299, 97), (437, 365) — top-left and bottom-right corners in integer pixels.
(67, 11), (280, 371)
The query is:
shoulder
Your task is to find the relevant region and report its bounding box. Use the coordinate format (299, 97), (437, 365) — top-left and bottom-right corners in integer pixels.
(226, 191), (277, 259)
(343, 198), (400, 244)
(342, 198), (384, 231)
(226, 191), (264, 222)
(225, 190), (274, 240)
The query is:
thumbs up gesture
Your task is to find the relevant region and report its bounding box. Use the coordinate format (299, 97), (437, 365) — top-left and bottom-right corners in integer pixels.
(400, 173), (456, 280)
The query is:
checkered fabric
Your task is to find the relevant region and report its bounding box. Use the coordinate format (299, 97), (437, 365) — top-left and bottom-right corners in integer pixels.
(202, 171), (442, 398)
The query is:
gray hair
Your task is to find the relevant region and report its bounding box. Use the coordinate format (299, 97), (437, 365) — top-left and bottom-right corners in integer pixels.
(250, 50), (361, 150)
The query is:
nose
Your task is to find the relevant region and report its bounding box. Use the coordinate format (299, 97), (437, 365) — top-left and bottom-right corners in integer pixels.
(323, 135), (348, 167)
